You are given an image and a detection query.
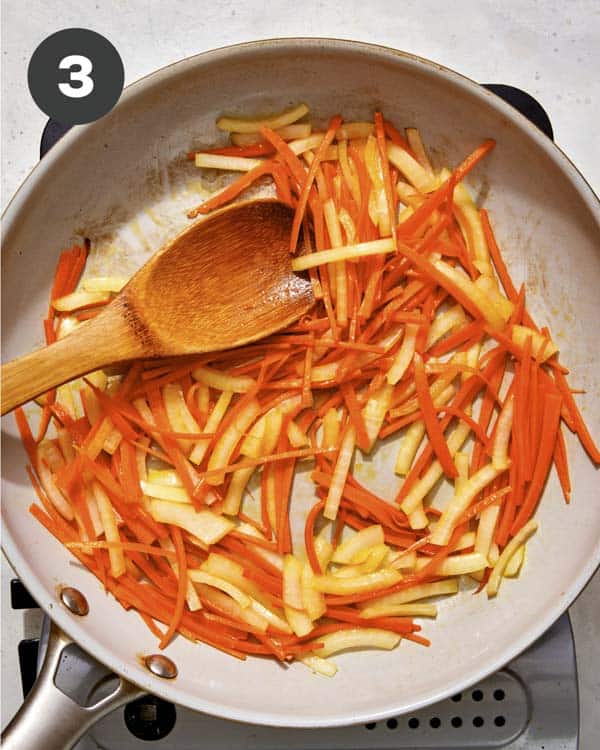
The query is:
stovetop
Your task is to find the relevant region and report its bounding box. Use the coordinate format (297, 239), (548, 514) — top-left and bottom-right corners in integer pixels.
(8, 577), (579, 749)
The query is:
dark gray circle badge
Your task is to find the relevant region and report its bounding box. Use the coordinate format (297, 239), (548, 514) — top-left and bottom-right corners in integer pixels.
(28, 28), (124, 125)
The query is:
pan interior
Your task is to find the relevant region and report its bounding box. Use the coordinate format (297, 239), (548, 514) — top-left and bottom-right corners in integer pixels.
(2, 39), (599, 727)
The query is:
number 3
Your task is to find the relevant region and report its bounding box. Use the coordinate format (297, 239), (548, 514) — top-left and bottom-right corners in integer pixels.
(58, 55), (94, 98)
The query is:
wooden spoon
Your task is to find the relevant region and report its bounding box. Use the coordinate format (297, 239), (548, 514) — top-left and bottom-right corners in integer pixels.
(1, 199), (314, 415)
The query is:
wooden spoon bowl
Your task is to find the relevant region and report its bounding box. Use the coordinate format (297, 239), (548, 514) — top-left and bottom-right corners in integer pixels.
(1, 199), (314, 414)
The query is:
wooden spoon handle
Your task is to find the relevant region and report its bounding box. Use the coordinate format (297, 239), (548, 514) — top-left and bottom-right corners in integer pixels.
(1, 303), (143, 415)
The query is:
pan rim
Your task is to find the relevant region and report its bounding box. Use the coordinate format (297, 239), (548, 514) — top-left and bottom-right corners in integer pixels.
(2, 36), (599, 728)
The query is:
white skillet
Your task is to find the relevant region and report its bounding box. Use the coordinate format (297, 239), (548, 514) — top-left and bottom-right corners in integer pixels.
(2, 38), (599, 750)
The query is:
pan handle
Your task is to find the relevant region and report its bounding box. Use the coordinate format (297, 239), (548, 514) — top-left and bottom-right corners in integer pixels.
(1, 621), (143, 750)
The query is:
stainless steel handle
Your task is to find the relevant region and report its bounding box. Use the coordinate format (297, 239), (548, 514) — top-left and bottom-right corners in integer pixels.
(1, 621), (143, 750)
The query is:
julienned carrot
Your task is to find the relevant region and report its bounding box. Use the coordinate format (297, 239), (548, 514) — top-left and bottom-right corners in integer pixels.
(219, 537), (282, 579)
(242, 567), (284, 601)
(260, 126), (308, 187)
(339, 382), (370, 452)
(325, 607), (417, 633)
(453, 139), (496, 184)
(26, 466), (63, 523)
(553, 426), (571, 502)
(119, 441), (143, 502)
(324, 574), (440, 607)
(341, 509), (418, 549)
(399, 242), (485, 324)
(203, 143), (276, 158)
(382, 120), (414, 155)
(274, 425), (294, 554)
(396, 185), (450, 241)
(43, 318), (57, 345)
(458, 487), (511, 525)
(18, 108), (598, 672)
(159, 526), (187, 648)
(552, 365), (600, 464)
(428, 319), (484, 357)
(480, 209), (517, 300)
(515, 335), (533, 480)
(79, 452), (126, 501)
(413, 353), (457, 478)
(65, 245), (88, 295)
(188, 161), (274, 217)
(438, 406), (490, 446)
(312, 471), (403, 529)
(470, 353), (507, 473)
(396, 348), (507, 503)
(289, 114), (343, 252)
(229, 529), (278, 552)
(511, 392), (563, 534)
(48, 245), (87, 319)
(14, 407), (37, 466)
(66, 539), (177, 557)
(84, 382), (139, 442)
(192, 447), (333, 480)
(139, 612), (167, 640)
(129, 551), (177, 593)
(305, 499), (326, 574)
(374, 111), (398, 243)
(48, 251), (72, 310)
(271, 161), (294, 206)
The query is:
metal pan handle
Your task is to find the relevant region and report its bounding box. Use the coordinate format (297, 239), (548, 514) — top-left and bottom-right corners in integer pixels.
(1, 621), (142, 750)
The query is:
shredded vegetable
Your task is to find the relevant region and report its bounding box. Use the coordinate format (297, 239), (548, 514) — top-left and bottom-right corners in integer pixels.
(16, 103), (598, 675)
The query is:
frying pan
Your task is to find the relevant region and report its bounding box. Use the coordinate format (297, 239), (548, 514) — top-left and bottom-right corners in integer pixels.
(2, 38), (599, 750)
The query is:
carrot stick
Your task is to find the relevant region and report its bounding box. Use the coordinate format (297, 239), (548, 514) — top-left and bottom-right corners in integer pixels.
(260, 126), (308, 185)
(201, 143), (276, 158)
(553, 426), (571, 503)
(339, 383), (370, 452)
(118, 441), (143, 503)
(428, 320), (484, 358)
(188, 161), (274, 217)
(515, 335), (533, 481)
(374, 111), (398, 243)
(324, 574), (440, 607)
(453, 139), (496, 183)
(271, 161), (294, 206)
(325, 607), (416, 633)
(26, 466), (62, 523)
(552, 366), (600, 464)
(305, 499), (326, 574)
(397, 244), (484, 323)
(289, 115), (343, 252)
(413, 353), (457, 477)
(14, 408), (37, 466)
(139, 612), (167, 640)
(510, 392), (563, 534)
(159, 526), (187, 649)
(382, 120), (414, 155)
(29, 503), (77, 544)
(66, 540), (177, 557)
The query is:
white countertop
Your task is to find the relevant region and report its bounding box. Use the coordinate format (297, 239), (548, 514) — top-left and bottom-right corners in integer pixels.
(2, 0), (599, 747)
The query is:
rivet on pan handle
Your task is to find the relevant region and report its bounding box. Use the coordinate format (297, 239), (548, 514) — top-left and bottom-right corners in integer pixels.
(0, 621), (143, 750)
(145, 653), (178, 679)
(59, 586), (90, 616)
